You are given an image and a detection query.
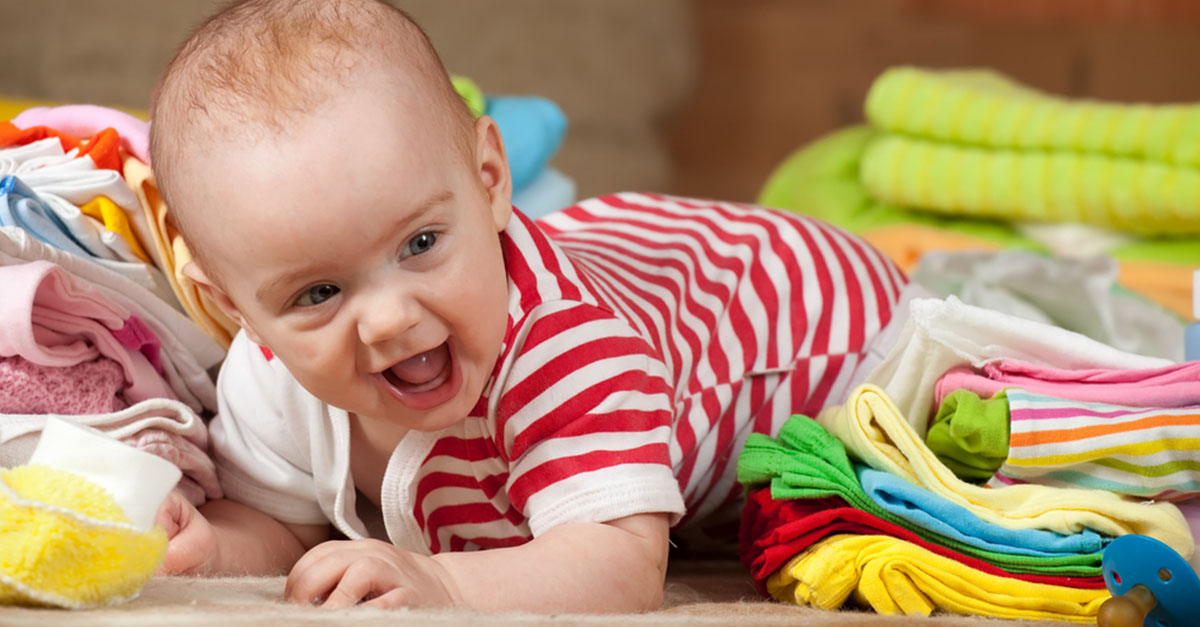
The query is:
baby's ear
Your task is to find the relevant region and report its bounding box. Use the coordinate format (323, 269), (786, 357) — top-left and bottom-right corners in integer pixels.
(474, 115), (513, 232)
(181, 261), (265, 345)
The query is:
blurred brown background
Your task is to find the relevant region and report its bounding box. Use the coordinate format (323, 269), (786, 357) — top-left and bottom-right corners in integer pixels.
(2, 0), (1200, 204)
(668, 0), (1200, 203)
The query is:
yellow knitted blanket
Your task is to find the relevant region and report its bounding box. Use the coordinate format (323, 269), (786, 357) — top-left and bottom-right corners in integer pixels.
(0, 465), (166, 608)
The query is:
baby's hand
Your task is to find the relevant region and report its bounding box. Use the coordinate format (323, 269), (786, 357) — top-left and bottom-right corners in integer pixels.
(154, 488), (219, 575)
(284, 539), (461, 609)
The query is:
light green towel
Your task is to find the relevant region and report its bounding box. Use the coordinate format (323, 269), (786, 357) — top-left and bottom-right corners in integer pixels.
(758, 126), (1041, 249)
(758, 125), (1200, 266)
(860, 134), (1200, 235)
(865, 66), (1200, 167)
(860, 67), (1200, 236)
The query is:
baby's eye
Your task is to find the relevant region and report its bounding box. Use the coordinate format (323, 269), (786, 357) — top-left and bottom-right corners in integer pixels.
(295, 284), (339, 307)
(405, 232), (438, 257)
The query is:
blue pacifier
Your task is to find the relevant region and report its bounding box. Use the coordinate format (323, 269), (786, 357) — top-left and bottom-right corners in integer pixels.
(1099, 534), (1200, 627)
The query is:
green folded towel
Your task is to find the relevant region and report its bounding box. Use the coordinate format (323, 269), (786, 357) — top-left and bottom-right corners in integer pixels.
(859, 67), (1200, 236)
(861, 134), (1200, 235)
(865, 66), (1200, 167)
(737, 415), (1102, 575)
(758, 126), (1041, 249)
(758, 125), (1200, 267)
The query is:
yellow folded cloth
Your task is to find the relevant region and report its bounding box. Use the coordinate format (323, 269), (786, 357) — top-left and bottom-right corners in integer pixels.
(78, 196), (151, 263)
(123, 154), (238, 348)
(767, 533), (1108, 623)
(818, 384), (1194, 556)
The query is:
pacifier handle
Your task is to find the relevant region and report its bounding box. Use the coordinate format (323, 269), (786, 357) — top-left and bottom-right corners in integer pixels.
(1097, 584), (1157, 627)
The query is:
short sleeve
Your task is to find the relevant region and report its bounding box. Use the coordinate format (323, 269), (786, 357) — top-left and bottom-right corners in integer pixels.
(494, 300), (686, 536)
(209, 331), (329, 526)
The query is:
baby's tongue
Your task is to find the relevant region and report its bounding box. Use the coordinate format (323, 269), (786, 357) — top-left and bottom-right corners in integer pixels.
(388, 344), (449, 386)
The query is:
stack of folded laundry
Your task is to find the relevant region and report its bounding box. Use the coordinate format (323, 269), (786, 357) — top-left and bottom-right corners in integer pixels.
(736, 296), (1199, 622)
(0, 104), (226, 506)
(759, 66), (1200, 322)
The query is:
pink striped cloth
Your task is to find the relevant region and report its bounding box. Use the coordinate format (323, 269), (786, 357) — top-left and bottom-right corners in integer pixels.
(935, 360), (1200, 408)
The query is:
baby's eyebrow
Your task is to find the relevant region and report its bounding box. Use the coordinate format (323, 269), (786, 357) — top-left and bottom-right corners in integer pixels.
(254, 189), (455, 303)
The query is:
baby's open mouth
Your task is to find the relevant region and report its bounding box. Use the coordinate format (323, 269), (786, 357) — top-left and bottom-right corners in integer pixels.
(382, 343), (451, 394)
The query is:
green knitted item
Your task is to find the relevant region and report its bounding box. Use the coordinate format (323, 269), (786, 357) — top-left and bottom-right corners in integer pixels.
(737, 415), (1102, 575)
(925, 389), (1011, 483)
(757, 125), (1200, 266)
(860, 135), (1200, 236)
(865, 66), (1200, 167)
(859, 67), (1200, 236)
(451, 75), (486, 119)
(757, 126), (1041, 250)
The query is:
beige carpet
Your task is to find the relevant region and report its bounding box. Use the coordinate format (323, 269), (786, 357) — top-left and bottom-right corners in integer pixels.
(0, 559), (1082, 626)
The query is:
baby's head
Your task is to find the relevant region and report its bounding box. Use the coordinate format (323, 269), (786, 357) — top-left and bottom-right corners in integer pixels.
(151, 0), (514, 430)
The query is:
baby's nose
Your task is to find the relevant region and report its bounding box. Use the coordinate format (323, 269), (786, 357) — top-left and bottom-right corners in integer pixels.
(356, 292), (420, 345)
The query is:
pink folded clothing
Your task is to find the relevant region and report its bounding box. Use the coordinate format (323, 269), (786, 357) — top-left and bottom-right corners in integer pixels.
(935, 360), (1200, 408)
(123, 428), (222, 506)
(0, 397), (221, 507)
(0, 355), (127, 415)
(0, 260), (176, 404)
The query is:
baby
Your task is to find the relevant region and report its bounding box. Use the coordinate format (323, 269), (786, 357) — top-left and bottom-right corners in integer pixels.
(149, 0), (905, 613)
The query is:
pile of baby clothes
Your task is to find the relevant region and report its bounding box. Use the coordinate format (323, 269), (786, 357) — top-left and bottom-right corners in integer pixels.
(735, 296), (1198, 622)
(758, 66), (1200, 323)
(0, 104), (227, 506)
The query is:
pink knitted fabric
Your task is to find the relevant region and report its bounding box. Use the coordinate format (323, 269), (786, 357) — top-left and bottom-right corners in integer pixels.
(0, 355), (127, 415)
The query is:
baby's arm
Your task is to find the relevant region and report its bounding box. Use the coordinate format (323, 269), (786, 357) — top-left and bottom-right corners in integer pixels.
(284, 512), (670, 612)
(157, 490), (329, 575)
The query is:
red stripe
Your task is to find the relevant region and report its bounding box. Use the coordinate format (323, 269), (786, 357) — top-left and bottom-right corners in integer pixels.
(515, 209), (582, 302)
(548, 242), (696, 380)
(426, 436), (501, 464)
(508, 443), (671, 512)
(452, 534), (528, 551)
(511, 303), (615, 357)
(507, 368), (671, 460)
(425, 502), (515, 553)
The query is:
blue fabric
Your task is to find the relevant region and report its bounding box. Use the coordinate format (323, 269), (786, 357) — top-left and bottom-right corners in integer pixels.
(487, 96), (567, 193)
(857, 465), (1109, 557)
(0, 175), (91, 257)
(515, 167), (576, 220)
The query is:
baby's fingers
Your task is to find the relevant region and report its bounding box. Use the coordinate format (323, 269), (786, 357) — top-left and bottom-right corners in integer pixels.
(319, 561), (394, 609)
(361, 587), (420, 609)
(285, 552), (351, 606)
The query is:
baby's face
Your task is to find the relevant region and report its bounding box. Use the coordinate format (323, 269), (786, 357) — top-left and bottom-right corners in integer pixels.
(178, 83), (512, 431)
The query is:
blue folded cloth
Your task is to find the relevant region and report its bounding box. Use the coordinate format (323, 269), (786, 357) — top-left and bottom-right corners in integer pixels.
(487, 96), (567, 193)
(857, 465), (1109, 557)
(515, 167), (576, 220)
(0, 175), (91, 257)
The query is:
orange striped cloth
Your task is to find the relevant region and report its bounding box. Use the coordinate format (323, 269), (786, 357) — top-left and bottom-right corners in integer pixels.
(989, 388), (1200, 500)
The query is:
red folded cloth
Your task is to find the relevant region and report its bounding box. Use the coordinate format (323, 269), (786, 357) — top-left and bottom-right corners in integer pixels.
(738, 487), (1106, 595)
